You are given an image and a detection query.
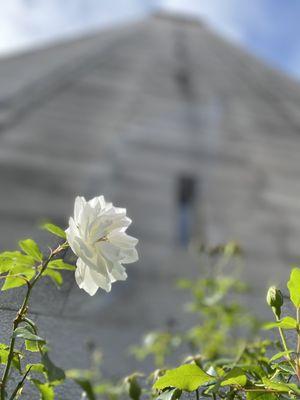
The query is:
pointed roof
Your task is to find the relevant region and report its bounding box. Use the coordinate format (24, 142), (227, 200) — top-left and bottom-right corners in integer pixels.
(0, 14), (300, 381)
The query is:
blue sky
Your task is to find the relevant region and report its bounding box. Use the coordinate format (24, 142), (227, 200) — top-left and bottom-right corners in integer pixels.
(1, 0), (299, 79)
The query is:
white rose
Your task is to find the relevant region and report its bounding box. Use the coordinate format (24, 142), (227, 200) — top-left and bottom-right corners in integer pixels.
(66, 196), (138, 296)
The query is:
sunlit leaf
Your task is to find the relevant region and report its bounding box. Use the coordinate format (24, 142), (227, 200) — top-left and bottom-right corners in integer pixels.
(1, 266), (35, 291)
(153, 364), (213, 392)
(48, 259), (75, 271)
(0, 344), (22, 372)
(263, 317), (298, 330)
(287, 268), (300, 308)
(26, 363), (45, 374)
(42, 223), (66, 239)
(247, 392), (277, 399)
(269, 350), (293, 362)
(19, 239), (43, 262)
(262, 377), (300, 395)
(220, 367), (247, 387)
(25, 340), (40, 352)
(31, 379), (54, 400)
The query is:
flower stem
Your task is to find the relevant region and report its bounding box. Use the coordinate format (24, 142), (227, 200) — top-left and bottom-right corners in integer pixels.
(275, 315), (296, 375)
(8, 366), (32, 400)
(295, 307), (300, 381)
(0, 242), (67, 400)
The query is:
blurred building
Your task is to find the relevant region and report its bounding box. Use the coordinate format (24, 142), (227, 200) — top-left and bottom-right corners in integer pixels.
(1, 12), (300, 397)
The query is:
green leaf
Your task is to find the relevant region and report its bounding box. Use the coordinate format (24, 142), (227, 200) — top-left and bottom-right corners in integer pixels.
(0, 251), (34, 265)
(42, 269), (63, 287)
(0, 259), (15, 274)
(25, 340), (40, 352)
(13, 326), (45, 343)
(0, 252), (36, 290)
(153, 364), (213, 392)
(48, 259), (75, 271)
(263, 316), (298, 330)
(220, 367), (247, 387)
(42, 223), (66, 239)
(26, 363), (45, 374)
(287, 268), (300, 307)
(262, 377), (300, 395)
(19, 239), (43, 262)
(41, 351), (65, 382)
(1, 267), (35, 291)
(157, 388), (182, 400)
(31, 379), (54, 400)
(269, 350), (293, 362)
(66, 371), (96, 400)
(275, 362), (295, 374)
(0, 344), (22, 372)
(247, 393), (277, 399)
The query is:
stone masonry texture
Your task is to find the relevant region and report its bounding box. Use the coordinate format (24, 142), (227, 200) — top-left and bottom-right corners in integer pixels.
(0, 13), (300, 398)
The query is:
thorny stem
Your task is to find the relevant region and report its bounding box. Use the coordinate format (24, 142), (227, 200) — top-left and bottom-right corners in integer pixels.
(0, 242), (68, 400)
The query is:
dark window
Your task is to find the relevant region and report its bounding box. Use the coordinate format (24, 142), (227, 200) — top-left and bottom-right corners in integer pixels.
(176, 175), (197, 247)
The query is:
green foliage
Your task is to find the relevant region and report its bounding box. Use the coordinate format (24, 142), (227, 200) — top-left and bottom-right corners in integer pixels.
(41, 350), (65, 382)
(132, 242), (260, 370)
(31, 380), (55, 400)
(0, 222), (71, 400)
(156, 388), (182, 400)
(66, 370), (97, 400)
(0, 344), (22, 372)
(3, 220), (300, 400)
(89, 242), (300, 400)
(153, 364), (213, 391)
(18, 239), (43, 262)
(13, 326), (45, 343)
(287, 267), (300, 308)
(48, 259), (75, 271)
(42, 269), (63, 287)
(41, 223), (66, 240)
(130, 332), (181, 367)
(263, 316), (298, 330)
(0, 250), (36, 291)
(220, 367), (247, 387)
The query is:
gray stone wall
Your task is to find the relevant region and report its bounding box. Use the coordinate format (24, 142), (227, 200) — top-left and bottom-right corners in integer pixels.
(0, 14), (300, 398)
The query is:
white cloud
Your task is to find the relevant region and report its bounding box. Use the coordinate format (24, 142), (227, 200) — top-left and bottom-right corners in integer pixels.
(0, 0), (297, 80)
(0, 0), (150, 55)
